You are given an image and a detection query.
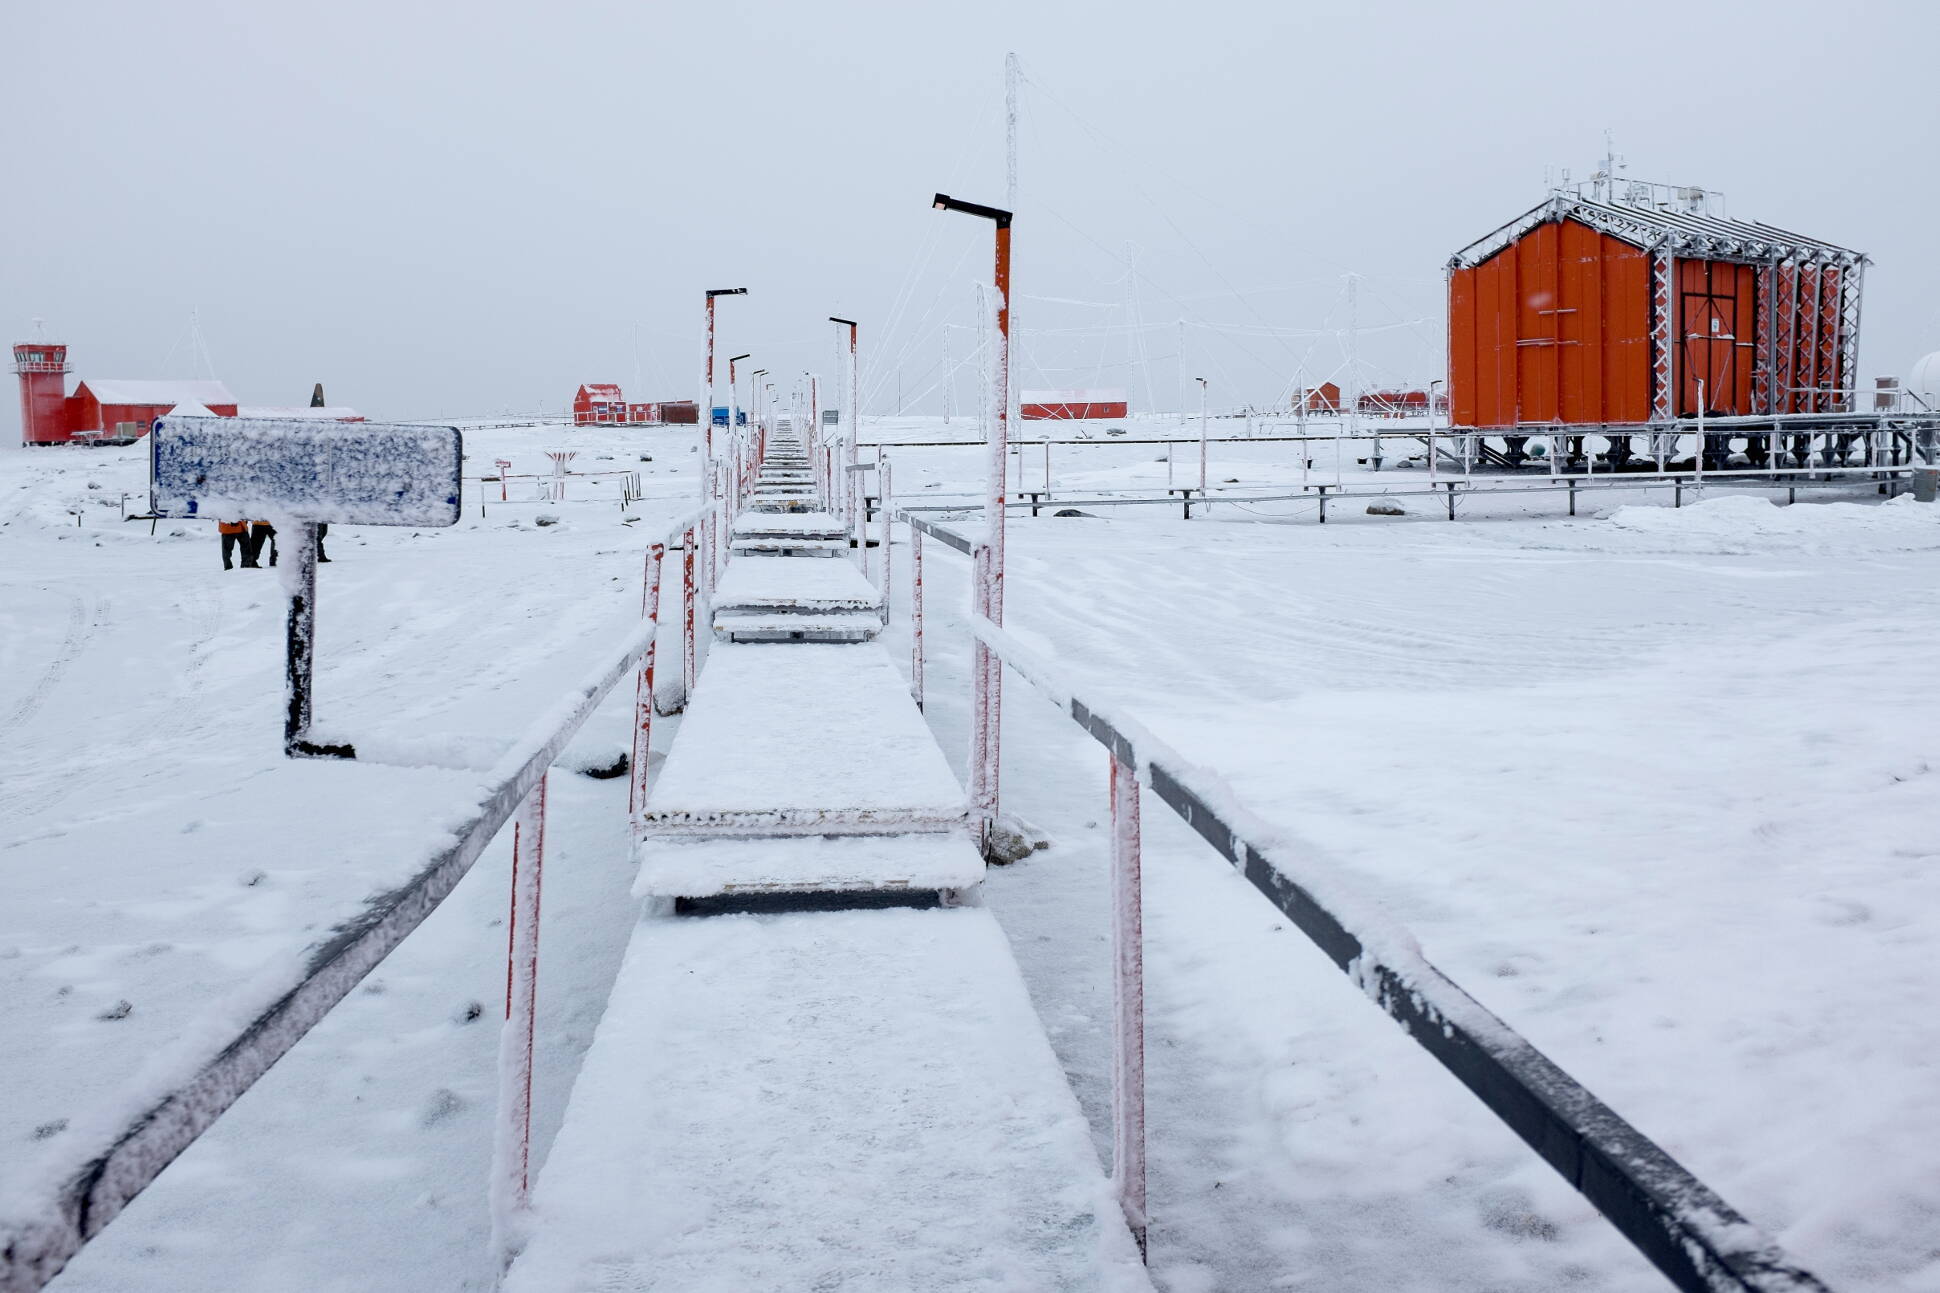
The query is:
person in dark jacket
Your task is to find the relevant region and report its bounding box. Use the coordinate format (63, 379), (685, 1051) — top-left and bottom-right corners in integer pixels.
(219, 520), (250, 570)
(248, 520), (278, 568)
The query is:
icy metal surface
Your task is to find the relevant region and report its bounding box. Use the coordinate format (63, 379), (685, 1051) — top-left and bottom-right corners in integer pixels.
(502, 908), (1152, 1292)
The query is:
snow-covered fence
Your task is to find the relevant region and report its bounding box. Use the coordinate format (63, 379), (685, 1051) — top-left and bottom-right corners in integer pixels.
(0, 502), (718, 1293)
(899, 511), (1831, 1293)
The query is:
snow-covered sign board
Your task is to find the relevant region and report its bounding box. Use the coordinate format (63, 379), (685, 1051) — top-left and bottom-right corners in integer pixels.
(150, 416), (463, 526)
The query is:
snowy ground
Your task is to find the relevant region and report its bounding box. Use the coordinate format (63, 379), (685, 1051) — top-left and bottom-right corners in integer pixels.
(4, 415), (1936, 1289)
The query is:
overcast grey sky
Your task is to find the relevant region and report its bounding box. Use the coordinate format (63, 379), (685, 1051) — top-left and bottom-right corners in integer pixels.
(6, 0), (1936, 434)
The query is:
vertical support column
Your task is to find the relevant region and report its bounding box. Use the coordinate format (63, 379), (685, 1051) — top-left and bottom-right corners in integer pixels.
(283, 521), (320, 757)
(703, 295), (717, 491)
(1754, 263), (1776, 416)
(491, 770), (547, 1266)
(629, 544), (665, 826)
(879, 455), (893, 619)
(1109, 751), (1148, 1260)
(971, 217), (1013, 856)
(911, 526), (926, 711)
(682, 525), (697, 705)
(1838, 260), (1865, 415)
(1650, 247), (1675, 424)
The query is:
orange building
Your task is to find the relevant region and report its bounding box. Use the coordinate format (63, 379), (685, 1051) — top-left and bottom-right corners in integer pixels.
(1447, 182), (1865, 429)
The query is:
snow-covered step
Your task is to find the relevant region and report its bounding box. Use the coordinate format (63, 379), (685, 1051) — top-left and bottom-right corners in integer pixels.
(732, 510), (846, 541)
(713, 554), (882, 615)
(725, 535), (845, 557)
(748, 495), (819, 513)
(640, 643), (962, 837)
(501, 907), (1152, 1293)
(712, 609), (882, 643)
(633, 832), (981, 898)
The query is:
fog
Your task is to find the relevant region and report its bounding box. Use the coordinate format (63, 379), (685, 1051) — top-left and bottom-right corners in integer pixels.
(5, 0), (1935, 434)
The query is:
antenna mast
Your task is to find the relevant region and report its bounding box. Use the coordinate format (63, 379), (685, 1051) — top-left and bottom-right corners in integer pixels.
(1004, 52), (1019, 211)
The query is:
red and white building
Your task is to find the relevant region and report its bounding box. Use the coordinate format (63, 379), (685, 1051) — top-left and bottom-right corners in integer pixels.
(13, 341), (242, 444)
(573, 383), (627, 425)
(1020, 388), (1129, 421)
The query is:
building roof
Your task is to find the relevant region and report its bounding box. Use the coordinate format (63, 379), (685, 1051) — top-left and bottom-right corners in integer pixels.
(1450, 189), (1867, 272)
(165, 400), (217, 418)
(577, 383), (624, 401)
(79, 379), (236, 407)
(236, 405), (364, 420)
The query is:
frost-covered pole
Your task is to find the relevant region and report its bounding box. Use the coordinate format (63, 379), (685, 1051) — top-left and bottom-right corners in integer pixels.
(1109, 751), (1148, 1259)
(1196, 376), (1209, 516)
(629, 544), (665, 826)
(681, 523), (697, 705)
(829, 318), (860, 553)
(727, 352), (750, 514)
(283, 524), (318, 755)
(911, 526), (925, 710)
(1005, 52), (1019, 211)
(703, 289), (746, 500)
(490, 770), (546, 1266)
(1177, 320), (1187, 426)
(879, 453), (893, 609)
(932, 192), (1012, 856)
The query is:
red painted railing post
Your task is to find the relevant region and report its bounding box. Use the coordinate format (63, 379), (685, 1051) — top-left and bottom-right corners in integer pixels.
(682, 525), (697, 704)
(491, 770), (547, 1264)
(969, 543), (1001, 851)
(630, 544), (665, 825)
(911, 527), (925, 710)
(1109, 752), (1148, 1260)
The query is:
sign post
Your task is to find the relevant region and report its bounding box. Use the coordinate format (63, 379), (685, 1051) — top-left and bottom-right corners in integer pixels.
(151, 415), (464, 758)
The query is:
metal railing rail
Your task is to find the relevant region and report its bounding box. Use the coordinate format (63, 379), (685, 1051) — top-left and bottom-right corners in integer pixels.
(901, 512), (1831, 1293)
(0, 501), (717, 1293)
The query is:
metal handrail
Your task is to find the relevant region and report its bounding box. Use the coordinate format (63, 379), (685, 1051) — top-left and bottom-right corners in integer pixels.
(0, 502), (714, 1293)
(904, 514), (1831, 1292)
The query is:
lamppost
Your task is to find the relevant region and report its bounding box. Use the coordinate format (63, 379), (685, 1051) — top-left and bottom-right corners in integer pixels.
(703, 287), (747, 495)
(751, 368), (767, 469)
(728, 353), (751, 503)
(1196, 377), (1209, 508)
(829, 317), (860, 557)
(932, 192), (1013, 857)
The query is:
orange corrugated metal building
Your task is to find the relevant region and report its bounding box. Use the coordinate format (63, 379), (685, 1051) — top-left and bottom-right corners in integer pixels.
(1447, 184), (1866, 428)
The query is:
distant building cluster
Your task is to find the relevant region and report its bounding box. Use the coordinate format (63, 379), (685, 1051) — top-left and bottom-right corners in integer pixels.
(572, 382), (698, 426)
(13, 340), (360, 446)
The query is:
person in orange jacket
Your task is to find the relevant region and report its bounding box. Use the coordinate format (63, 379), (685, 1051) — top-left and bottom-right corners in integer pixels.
(218, 519), (250, 570)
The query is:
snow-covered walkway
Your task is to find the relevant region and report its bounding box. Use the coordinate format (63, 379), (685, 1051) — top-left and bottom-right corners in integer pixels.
(506, 436), (1147, 1288)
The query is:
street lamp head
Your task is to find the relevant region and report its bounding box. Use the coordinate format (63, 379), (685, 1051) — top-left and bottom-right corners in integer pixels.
(707, 287), (748, 298)
(729, 353), (751, 363)
(931, 193), (1013, 228)
(752, 368), (767, 377)
(1195, 377), (1208, 387)
(828, 316), (857, 327)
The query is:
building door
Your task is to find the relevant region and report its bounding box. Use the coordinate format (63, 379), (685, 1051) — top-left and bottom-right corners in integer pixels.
(1677, 261), (1753, 416)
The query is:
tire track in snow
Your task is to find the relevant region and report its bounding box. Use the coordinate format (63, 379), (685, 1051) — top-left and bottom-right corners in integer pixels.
(1, 593), (91, 734)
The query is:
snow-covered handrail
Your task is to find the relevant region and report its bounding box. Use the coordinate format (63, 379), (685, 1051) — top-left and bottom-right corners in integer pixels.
(0, 502), (714, 1293)
(902, 513), (1829, 1293)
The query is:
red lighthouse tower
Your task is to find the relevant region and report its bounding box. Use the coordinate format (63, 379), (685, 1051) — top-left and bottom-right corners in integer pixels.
(13, 340), (72, 445)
